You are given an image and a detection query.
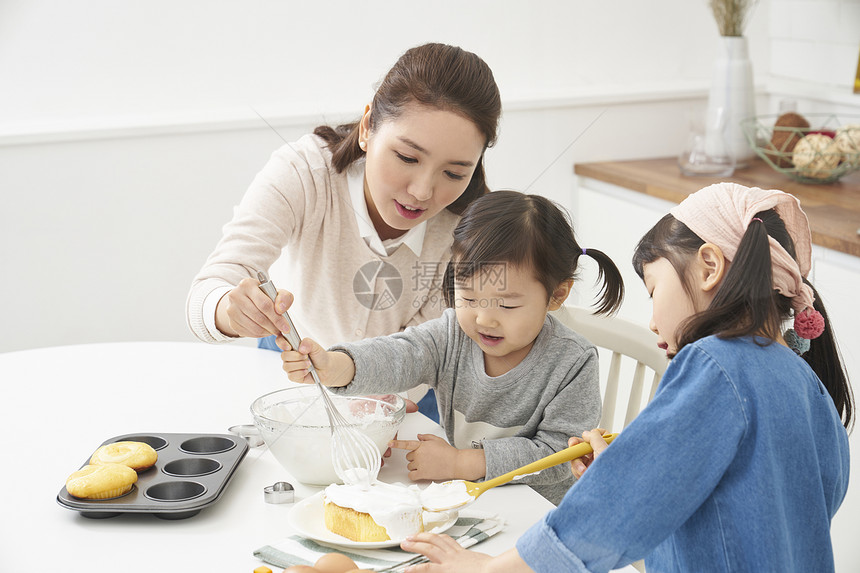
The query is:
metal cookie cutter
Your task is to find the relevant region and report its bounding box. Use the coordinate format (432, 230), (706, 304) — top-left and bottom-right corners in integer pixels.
(264, 481), (294, 504)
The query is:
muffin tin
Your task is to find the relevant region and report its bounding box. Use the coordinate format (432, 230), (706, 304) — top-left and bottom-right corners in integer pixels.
(57, 432), (248, 520)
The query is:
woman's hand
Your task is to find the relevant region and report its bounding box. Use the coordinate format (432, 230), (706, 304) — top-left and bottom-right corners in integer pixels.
(214, 277), (294, 338)
(401, 535), (532, 573)
(278, 336), (355, 388)
(569, 428), (610, 479)
(388, 434), (485, 481)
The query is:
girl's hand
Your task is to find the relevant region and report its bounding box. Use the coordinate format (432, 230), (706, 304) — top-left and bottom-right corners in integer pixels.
(388, 434), (485, 481)
(401, 533), (493, 572)
(214, 277), (293, 338)
(278, 336), (355, 387)
(569, 428), (609, 479)
(382, 398), (419, 461)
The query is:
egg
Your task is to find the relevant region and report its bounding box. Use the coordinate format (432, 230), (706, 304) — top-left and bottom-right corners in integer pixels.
(344, 570), (375, 573)
(313, 553), (358, 573)
(282, 566), (320, 573)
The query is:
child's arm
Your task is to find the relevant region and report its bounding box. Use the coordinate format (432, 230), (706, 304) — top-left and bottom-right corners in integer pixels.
(278, 335), (355, 387)
(280, 310), (458, 393)
(388, 434), (487, 481)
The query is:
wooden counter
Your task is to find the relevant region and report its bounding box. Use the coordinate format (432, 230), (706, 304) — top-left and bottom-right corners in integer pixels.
(574, 157), (860, 257)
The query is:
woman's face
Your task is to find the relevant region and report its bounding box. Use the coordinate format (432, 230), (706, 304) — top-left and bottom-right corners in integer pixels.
(360, 102), (485, 240)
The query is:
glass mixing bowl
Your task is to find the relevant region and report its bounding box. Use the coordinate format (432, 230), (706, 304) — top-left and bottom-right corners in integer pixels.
(251, 386), (405, 486)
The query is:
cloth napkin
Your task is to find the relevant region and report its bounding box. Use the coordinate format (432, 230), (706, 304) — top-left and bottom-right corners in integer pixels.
(253, 510), (506, 572)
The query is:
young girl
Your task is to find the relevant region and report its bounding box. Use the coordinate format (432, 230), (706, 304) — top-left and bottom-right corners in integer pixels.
(186, 43), (501, 367)
(280, 190), (625, 504)
(402, 182), (853, 572)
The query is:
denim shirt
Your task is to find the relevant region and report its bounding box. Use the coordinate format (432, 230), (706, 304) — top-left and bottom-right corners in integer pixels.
(517, 336), (850, 572)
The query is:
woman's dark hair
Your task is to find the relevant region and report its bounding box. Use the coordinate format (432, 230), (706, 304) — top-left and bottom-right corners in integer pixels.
(442, 190), (624, 315)
(314, 43), (501, 215)
(632, 211), (854, 430)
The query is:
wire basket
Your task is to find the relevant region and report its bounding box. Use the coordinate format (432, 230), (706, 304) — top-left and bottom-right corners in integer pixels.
(741, 113), (860, 184)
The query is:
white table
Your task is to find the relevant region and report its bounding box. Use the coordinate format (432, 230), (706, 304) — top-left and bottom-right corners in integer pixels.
(0, 342), (637, 572)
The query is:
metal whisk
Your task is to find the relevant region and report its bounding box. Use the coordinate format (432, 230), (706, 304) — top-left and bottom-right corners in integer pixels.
(256, 270), (381, 484)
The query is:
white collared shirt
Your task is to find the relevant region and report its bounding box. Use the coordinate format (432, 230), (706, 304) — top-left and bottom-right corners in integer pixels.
(347, 161), (426, 258)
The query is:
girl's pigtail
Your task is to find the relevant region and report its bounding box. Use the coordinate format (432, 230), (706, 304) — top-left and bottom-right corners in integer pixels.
(801, 280), (854, 430)
(580, 247), (624, 315)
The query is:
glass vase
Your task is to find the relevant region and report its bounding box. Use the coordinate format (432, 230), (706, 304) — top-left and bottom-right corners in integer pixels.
(678, 106), (736, 177)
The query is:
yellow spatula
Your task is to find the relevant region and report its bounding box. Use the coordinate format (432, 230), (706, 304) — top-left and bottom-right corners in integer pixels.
(422, 433), (617, 512)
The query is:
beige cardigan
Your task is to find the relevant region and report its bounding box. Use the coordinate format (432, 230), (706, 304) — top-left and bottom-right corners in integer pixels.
(186, 134), (460, 350)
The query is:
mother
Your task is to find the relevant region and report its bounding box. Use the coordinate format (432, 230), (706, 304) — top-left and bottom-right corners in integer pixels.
(186, 43), (502, 405)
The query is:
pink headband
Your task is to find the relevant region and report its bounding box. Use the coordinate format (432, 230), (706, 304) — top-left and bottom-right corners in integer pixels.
(669, 182), (817, 318)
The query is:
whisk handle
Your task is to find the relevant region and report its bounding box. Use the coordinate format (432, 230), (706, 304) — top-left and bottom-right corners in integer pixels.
(257, 270), (330, 400)
(256, 270), (303, 352)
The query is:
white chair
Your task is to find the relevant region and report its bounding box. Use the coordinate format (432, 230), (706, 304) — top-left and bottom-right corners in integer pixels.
(553, 305), (669, 573)
(552, 305), (669, 432)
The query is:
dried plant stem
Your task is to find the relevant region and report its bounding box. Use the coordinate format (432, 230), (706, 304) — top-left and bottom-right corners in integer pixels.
(710, 0), (756, 36)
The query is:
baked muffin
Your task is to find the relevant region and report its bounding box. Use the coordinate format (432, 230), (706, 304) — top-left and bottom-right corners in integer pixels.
(90, 441), (158, 471)
(66, 463), (138, 499)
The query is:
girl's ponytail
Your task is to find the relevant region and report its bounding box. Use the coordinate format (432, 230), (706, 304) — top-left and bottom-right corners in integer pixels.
(580, 248), (624, 315)
(678, 211), (783, 347)
(802, 281), (854, 430)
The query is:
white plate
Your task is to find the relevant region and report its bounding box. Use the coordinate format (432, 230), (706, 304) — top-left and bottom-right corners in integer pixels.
(288, 490), (458, 549)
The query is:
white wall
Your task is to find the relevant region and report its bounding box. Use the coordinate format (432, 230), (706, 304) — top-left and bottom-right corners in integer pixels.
(2, 0), (777, 354)
(0, 0), (745, 131)
(769, 0), (860, 86)
(0, 95), (713, 353)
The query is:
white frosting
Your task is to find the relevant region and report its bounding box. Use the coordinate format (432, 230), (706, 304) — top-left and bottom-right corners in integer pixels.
(342, 467), (373, 488)
(420, 480), (474, 511)
(324, 481), (423, 540)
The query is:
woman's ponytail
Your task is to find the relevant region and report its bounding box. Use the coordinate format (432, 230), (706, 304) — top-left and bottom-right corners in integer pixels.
(313, 123), (362, 172)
